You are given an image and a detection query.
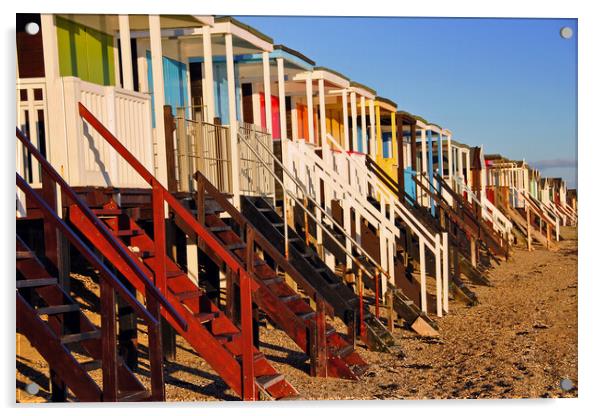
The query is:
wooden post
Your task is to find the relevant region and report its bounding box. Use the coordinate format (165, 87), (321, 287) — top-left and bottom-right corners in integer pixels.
(526, 206), (533, 251)
(387, 289), (394, 333)
(310, 297), (328, 377)
(146, 297), (166, 401)
(470, 237), (477, 267)
(357, 270), (366, 339)
(396, 114), (405, 203)
(241, 226), (256, 400)
(100, 278), (118, 402)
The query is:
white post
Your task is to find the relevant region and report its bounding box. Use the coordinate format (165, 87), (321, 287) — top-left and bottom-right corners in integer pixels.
(276, 57), (287, 140)
(262, 51), (272, 134)
(360, 96), (367, 153)
(447, 133), (452, 179)
(342, 90), (349, 151)
(318, 78), (327, 146)
(350, 91), (358, 151)
(305, 77), (314, 144)
(118, 15), (134, 90)
(149, 15), (168, 188)
(420, 128), (428, 206)
(40, 14), (70, 182)
(442, 232), (449, 313)
(202, 25), (215, 120)
(368, 99), (376, 159)
(435, 234), (443, 318)
(291, 97), (299, 141)
(225, 33), (240, 206)
(419, 237), (427, 313)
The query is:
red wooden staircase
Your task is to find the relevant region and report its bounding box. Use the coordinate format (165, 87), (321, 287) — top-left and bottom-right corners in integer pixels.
(76, 103), (368, 382)
(15, 164), (174, 401)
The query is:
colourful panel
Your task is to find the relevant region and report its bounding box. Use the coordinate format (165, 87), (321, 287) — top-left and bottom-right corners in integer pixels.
(259, 94), (282, 139)
(56, 17), (114, 86)
(146, 51), (189, 126)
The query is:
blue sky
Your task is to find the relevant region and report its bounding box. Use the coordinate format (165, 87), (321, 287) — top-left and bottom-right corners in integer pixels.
(235, 16), (578, 188)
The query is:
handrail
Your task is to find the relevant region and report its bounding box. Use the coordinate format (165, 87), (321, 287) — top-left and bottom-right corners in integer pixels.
(451, 174), (513, 236)
(432, 172), (506, 247)
(237, 132), (394, 291)
(16, 173), (158, 328)
(194, 171), (334, 317)
(16, 127), (187, 331)
(305, 140), (398, 237)
(325, 134), (440, 252)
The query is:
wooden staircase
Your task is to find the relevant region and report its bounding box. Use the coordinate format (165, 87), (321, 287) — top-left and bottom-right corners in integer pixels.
(76, 103), (368, 383)
(69, 201), (299, 398)
(241, 195), (395, 352)
(16, 237), (154, 402)
(187, 176), (370, 379)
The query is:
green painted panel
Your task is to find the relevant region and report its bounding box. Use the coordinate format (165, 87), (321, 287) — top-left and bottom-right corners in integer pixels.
(56, 16), (115, 86)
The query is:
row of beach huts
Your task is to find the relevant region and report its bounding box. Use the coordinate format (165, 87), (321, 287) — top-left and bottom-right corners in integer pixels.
(15, 13), (577, 401)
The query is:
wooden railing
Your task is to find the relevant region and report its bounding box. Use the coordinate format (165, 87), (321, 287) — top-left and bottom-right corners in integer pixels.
(15, 127), (186, 401)
(238, 133), (403, 322)
(173, 109), (232, 194)
(238, 122), (275, 198)
(79, 103), (267, 400)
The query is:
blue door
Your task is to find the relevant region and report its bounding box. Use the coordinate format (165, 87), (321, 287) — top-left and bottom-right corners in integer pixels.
(147, 51), (189, 126)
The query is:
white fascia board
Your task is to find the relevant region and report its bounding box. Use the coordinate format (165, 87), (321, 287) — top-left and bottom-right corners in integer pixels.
(416, 119), (428, 129)
(194, 15), (215, 26)
(350, 86), (375, 100)
(312, 70), (350, 88)
(427, 124), (442, 134)
(211, 22), (273, 52)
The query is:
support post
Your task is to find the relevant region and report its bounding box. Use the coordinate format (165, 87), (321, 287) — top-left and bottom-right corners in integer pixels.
(202, 25), (215, 120)
(149, 15), (168, 187)
(241, 226), (256, 400)
(118, 15), (134, 90)
(262, 51), (272, 134)
(276, 57), (287, 140)
(310, 297), (328, 377)
(225, 33), (241, 207)
(318, 78), (327, 146)
(305, 77), (314, 144)
(100, 278), (118, 402)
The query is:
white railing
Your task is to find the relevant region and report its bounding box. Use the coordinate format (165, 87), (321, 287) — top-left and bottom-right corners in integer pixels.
(62, 76), (154, 188)
(238, 122), (275, 199)
(512, 186), (560, 241)
(174, 111), (232, 194)
(238, 133), (397, 310)
(323, 134), (449, 317)
(451, 175), (513, 241)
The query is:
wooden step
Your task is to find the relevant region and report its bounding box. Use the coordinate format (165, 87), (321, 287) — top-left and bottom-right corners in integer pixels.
(215, 332), (240, 344)
(279, 294), (302, 303)
(194, 311), (221, 323)
(37, 304), (80, 315)
(80, 359), (102, 372)
(333, 344), (354, 358)
(272, 222), (284, 227)
(114, 229), (142, 237)
(255, 374), (285, 390)
(166, 270), (188, 280)
(261, 277), (284, 286)
(226, 243), (246, 251)
(117, 390), (152, 402)
(16, 251), (34, 260)
(16, 278), (57, 289)
(174, 289), (204, 301)
(208, 226), (231, 233)
(92, 208), (122, 217)
(61, 330), (101, 345)
(258, 208), (272, 212)
(296, 311), (316, 321)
